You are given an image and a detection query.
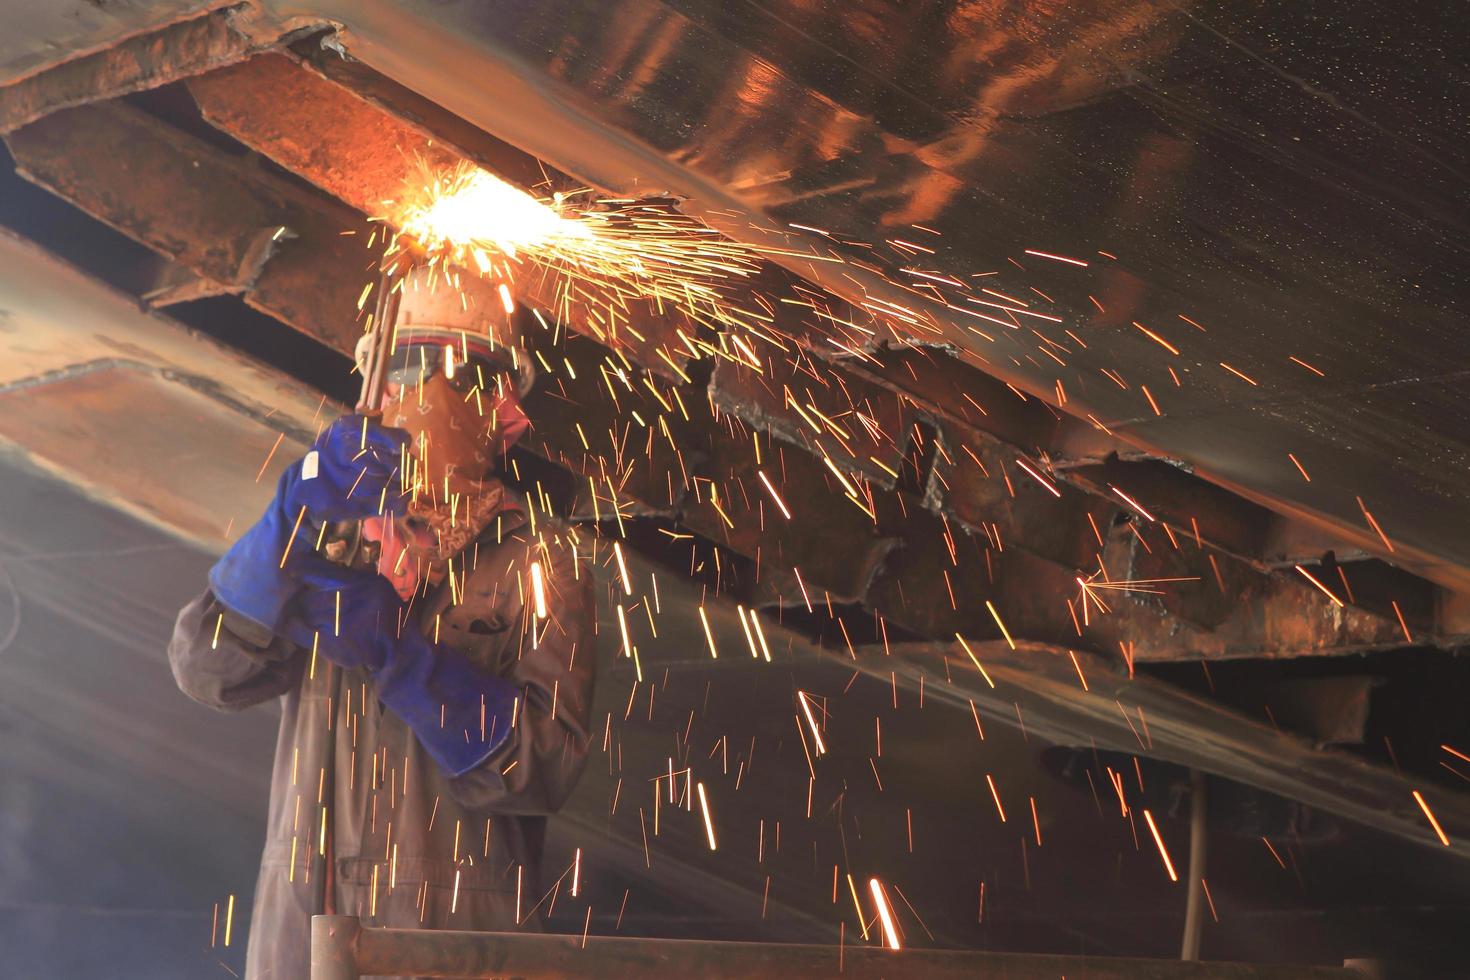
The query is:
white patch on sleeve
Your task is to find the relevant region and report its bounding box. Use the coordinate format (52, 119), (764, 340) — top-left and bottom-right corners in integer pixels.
(301, 450), (320, 481)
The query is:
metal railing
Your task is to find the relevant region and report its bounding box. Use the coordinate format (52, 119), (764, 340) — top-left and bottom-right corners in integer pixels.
(311, 915), (1369, 979)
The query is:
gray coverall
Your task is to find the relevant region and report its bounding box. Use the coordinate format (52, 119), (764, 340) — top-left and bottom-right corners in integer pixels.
(169, 511), (596, 979)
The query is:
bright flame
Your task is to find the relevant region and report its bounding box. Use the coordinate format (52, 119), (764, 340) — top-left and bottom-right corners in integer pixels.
(388, 161), (766, 353)
(397, 167), (588, 260)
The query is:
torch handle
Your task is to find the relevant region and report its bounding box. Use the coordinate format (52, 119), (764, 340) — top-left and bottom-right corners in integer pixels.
(325, 269), (402, 570)
(357, 271), (401, 414)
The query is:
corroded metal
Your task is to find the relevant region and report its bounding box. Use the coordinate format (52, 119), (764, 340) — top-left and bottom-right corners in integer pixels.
(0, 6), (267, 133)
(187, 53), (697, 380)
(12, 76), (1425, 661)
(5, 99), (374, 353)
(870, 638), (1470, 863)
(244, 0), (1470, 602)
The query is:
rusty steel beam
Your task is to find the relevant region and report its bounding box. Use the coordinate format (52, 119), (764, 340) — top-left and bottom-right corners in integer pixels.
(311, 915), (1365, 980)
(8, 91), (1464, 849)
(862, 638), (1470, 863)
(12, 81), (1422, 661)
(180, 47), (1451, 658)
(710, 351), (1415, 659)
(0, 6), (283, 133)
(187, 53), (699, 380)
(4, 100), (375, 354)
(284, 35), (552, 195)
(178, 52), (1421, 659)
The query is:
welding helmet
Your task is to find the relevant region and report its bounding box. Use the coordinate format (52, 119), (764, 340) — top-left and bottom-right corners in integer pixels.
(356, 266), (536, 490)
(353, 265), (536, 397)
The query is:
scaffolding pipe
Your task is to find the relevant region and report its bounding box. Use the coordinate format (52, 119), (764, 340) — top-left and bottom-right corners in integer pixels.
(311, 915), (1367, 980)
(1182, 768), (1209, 960)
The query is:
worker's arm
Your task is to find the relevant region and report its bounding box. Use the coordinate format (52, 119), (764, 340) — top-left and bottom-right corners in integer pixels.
(170, 415), (405, 710)
(449, 549), (597, 815)
(283, 564), (524, 778)
(282, 535), (596, 810)
(208, 415), (406, 633)
(168, 588), (304, 710)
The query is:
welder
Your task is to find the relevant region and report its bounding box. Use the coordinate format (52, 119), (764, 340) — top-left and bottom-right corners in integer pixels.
(168, 267), (596, 979)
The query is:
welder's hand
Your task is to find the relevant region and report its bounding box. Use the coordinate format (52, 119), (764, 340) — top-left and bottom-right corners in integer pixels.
(285, 414), (409, 523)
(286, 565), (402, 672)
(208, 415), (408, 632)
(284, 563), (520, 777)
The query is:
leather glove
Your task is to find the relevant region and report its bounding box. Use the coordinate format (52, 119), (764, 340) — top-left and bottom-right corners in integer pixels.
(285, 414), (407, 524)
(208, 415), (408, 632)
(285, 564), (520, 777)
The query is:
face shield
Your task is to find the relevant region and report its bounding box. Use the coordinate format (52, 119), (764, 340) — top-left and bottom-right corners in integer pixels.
(354, 267), (539, 584)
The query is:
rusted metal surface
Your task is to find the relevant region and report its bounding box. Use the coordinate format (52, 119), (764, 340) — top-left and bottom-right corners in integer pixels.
(5, 100), (374, 353)
(0, 229), (322, 548)
(0, 6), (266, 133)
(311, 914), (1364, 980)
(14, 79), (1435, 662)
(709, 351), (913, 489)
(0, 362), (295, 543)
(1087, 508), (1415, 662)
(187, 53), (696, 378)
(870, 638), (1470, 863)
(0, 0), (221, 87)
(238, 0), (1470, 608)
(284, 34), (552, 194)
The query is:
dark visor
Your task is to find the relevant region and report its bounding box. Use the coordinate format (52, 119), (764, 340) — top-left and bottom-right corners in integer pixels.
(385, 343), (514, 393)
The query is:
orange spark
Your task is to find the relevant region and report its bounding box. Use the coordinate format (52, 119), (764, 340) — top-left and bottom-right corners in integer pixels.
(1023, 249), (1089, 267)
(529, 560), (548, 618)
(797, 691), (827, 756)
(756, 469), (792, 520)
(1110, 486), (1156, 522)
(699, 605), (719, 659)
(1142, 810), (1178, 881)
(697, 782), (718, 850)
(986, 773), (1007, 822)
(1131, 322), (1180, 355)
(984, 601), (1016, 650)
(1013, 457), (1061, 497)
(1294, 565), (1345, 607)
(869, 878), (902, 950)
(955, 632), (993, 685)
(1219, 362), (1257, 385)
(1413, 791), (1450, 846)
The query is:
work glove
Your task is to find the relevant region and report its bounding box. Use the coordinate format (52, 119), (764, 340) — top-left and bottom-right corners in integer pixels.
(285, 564), (520, 778)
(208, 415), (408, 632)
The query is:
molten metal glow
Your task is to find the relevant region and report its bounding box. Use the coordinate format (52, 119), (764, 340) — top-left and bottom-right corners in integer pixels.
(389, 161), (764, 350)
(397, 167), (589, 260)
